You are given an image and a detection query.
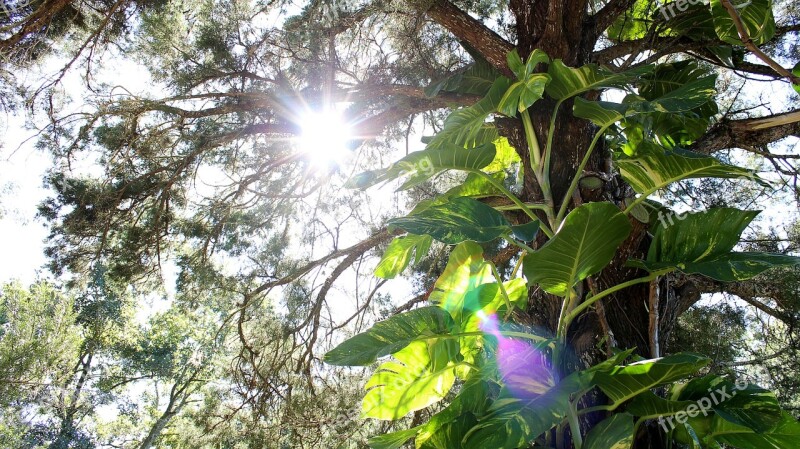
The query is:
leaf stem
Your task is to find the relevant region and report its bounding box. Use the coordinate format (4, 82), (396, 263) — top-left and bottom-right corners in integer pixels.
(473, 170), (554, 238)
(521, 109), (556, 227)
(567, 400), (584, 449)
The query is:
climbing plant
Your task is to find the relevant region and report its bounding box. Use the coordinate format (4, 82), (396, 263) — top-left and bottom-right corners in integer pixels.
(325, 24), (800, 449)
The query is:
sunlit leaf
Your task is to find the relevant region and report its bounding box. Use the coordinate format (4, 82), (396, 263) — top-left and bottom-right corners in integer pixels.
(323, 307), (456, 366)
(594, 353), (710, 406)
(573, 97), (627, 127)
(615, 142), (764, 197)
(429, 242), (494, 323)
(363, 340), (458, 419)
(368, 426), (420, 449)
(523, 202), (631, 296)
(348, 142), (496, 190)
(374, 234), (432, 279)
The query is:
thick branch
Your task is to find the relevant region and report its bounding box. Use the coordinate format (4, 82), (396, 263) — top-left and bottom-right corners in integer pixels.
(422, 0), (514, 75)
(692, 110), (800, 154)
(593, 0), (637, 38)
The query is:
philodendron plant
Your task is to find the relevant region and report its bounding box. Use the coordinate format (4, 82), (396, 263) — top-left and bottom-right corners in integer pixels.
(324, 48), (800, 449)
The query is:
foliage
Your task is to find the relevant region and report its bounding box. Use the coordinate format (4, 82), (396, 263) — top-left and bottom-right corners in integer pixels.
(326, 38), (800, 448)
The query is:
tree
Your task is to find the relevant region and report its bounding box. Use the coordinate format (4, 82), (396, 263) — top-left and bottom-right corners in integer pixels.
(25, 0), (800, 447)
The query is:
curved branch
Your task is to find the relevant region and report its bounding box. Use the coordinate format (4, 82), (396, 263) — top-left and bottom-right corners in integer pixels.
(422, 0), (514, 75)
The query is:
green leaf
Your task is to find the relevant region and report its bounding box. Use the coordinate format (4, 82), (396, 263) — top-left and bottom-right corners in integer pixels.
(363, 340), (458, 419)
(525, 49), (550, 75)
(583, 413), (635, 449)
(646, 207), (758, 263)
(323, 307), (456, 366)
(710, 0), (776, 46)
(388, 197), (512, 245)
(637, 62), (718, 113)
(374, 234), (433, 279)
(498, 75), (550, 117)
(368, 427), (421, 449)
(627, 390), (695, 418)
(511, 220), (540, 242)
(425, 58), (500, 97)
(710, 412), (800, 449)
(573, 97), (627, 127)
(793, 62), (800, 94)
(507, 49), (525, 79)
(482, 137), (521, 173)
(429, 242), (494, 323)
(523, 202), (631, 296)
(348, 142), (496, 190)
(607, 0), (654, 41)
(546, 60), (649, 101)
(635, 252), (800, 282)
(426, 77), (512, 149)
(594, 353), (711, 406)
(615, 142), (764, 198)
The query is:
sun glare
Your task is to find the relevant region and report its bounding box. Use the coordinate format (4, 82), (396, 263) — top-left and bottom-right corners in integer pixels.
(297, 109), (353, 168)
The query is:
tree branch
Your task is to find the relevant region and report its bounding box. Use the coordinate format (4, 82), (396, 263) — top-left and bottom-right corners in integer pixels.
(691, 109), (800, 154)
(422, 0), (514, 75)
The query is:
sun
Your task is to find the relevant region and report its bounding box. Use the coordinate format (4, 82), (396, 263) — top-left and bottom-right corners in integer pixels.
(297, 108), (353, 168)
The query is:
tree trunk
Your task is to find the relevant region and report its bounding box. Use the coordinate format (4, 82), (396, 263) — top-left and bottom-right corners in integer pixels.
(499, 1), (692, 447)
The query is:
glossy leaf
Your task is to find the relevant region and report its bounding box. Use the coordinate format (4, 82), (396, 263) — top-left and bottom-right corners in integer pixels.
(426, 77), (512, 150)
(583, 413), (635, 449)
(511, 220), (540, 242)
(710, 0), (776, 46)
(374, 234), (433, 279)
(546, 60), (648, 100)
(711, 412), (800, 449)
(523, 202), (631, 296)
(573, 97), (627, 127)
(388, 197), (511, 245)
(616, 142), (763, 197)
(498, 75), (550, 116)
(594, 353), (710, 406)
(425, 58), (500, 97)
(323, 307), (456, 366)
(627, 390), (695, 418)
(363, 340), (458, 419)
(429, 242), (494, 323)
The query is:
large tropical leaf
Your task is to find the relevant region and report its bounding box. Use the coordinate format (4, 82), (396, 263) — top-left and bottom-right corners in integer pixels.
(523, 202), (631, 296)
(710, 412), (800, 449)
(323, 307), (456, 366)
(388, 197), (512, 245)
(426, 77), (512, 149)
(710, 0), (776, 46)
(615, 142), (762, 197)
(546, 60), (649, 100)
(633, 208), (800, 280)
(425, 58), (501, 97)
(429, 242), (494, 323)
(363, 340), (458, 419)
(646, 207), (757, 263)
(573, 97), (627, 127)
(637, 252), (800, 281)
(627, 390), (695, 418)
(593, 353), (711, 406)
(348, 142), (496, 190)
(497, 74), (550, 117)
(583, 413), (635, 449)
(368, 427), (421, 449)
(374, 234), (433, 279)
